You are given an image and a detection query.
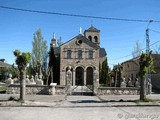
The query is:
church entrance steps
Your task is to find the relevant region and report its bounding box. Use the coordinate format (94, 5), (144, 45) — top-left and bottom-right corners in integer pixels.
(71, 85), (94, 96)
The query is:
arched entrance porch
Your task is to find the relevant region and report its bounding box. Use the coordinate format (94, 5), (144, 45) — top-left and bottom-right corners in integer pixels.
(75, 67), (84, 85)
(86, 67), (93, 85)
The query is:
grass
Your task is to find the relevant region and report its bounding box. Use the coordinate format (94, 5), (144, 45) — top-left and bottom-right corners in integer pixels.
(135, 98), (160, 104)
(0, 86), (6, 91)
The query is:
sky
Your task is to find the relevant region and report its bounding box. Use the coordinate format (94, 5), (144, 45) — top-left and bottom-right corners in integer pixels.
(0, 0), (160, 68)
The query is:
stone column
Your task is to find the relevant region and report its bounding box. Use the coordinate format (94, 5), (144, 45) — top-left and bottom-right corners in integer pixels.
(50, 83), (57, 95)
(60, 71), (65, 85)
(93, 70), (99, 95)
(73, 70), (75, 86)
(66, 66), (72, 95)
(84, 70), (86, 85)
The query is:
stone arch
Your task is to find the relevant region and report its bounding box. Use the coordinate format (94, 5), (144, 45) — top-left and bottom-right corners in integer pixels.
(85, 65), (96, 71)
(94, 36), (98, 43)
(86, 67), (94, 85)
(63, 65), (74, 71)
(64, 65), (74, 85)
(75, 66), (84, 85)
(74, 65), (85, 71)
(88, 36), (92, 42)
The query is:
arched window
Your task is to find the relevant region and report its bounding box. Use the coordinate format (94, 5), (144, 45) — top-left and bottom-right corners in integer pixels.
(94, 36), (98, 43)
(88, 36), (92, 42)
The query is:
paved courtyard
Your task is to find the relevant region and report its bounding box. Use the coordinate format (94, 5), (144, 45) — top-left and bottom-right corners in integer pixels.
(0, 94), (160, 120)
(0, 106), (160, 120)
(0, 93), (160, 107)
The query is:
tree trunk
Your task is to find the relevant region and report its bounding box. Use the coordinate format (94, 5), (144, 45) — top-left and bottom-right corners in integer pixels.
(19, 68), (26, 102)
(115, 71), (117, 87)
(140, 76), (146, 100)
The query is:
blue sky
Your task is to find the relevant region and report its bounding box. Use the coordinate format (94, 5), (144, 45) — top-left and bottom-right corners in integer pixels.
(0, 0), (160, 68)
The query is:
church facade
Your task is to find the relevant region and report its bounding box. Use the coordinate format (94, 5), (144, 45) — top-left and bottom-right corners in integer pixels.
(58, 26), (106, 86)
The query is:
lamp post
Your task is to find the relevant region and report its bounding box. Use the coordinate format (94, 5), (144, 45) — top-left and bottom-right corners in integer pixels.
(146, 20), (153, 54)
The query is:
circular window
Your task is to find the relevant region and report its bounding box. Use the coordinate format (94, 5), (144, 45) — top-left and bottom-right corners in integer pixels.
(77, 40), (83, 45)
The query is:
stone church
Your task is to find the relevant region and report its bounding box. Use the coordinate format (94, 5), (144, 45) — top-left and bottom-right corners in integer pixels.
(51, 25), (106, 86)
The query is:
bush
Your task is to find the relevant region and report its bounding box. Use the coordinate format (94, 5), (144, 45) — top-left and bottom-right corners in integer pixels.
(8, 96), (18, 101)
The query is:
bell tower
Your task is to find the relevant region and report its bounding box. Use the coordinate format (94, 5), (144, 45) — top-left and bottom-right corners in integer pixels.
(84, 25), (100, 46)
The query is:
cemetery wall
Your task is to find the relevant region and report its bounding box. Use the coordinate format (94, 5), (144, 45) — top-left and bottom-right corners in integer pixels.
(97, 87), (140, 95)
(6, 84), (66, 95)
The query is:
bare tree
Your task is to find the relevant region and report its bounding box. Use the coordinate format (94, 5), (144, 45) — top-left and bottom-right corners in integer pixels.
(132, 40), (142, 58)
(153, 45), (160, 54)
(57, 36), (63, 47)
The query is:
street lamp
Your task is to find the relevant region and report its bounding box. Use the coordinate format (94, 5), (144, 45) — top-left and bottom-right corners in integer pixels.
(146, 20), (153, 54)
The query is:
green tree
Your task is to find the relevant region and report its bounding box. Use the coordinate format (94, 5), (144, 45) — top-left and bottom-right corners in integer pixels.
(99, 58), (110, 86)
(13, 50), (31, 101)
(57, 36), (63, 47)
(31, 29), (48, 75)
(112, 64), (123, 87)
(0, 64), (18, 82)
(47, 43), (59, 85)
(139, 51), (153, 100)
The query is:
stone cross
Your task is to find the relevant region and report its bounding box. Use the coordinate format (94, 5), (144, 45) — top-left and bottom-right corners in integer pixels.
(79, 27), (82, 34)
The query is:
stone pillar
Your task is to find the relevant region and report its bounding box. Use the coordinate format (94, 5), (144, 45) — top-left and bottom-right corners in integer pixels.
(50, 83), (57, 95)
(84, 70), (86, 85)
(73, 70), (75, 86)
(66, 66), (72, 95)
(93, 70), (99, 95)
(147, 78), (152, 94)
(60, 71), (65, 85)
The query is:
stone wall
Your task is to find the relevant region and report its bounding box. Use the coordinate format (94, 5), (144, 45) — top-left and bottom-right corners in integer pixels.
(55, 85), (67, 95)
(6, 84), (66, 95)
(6, 85), (140, 95)
(97, 87), (140, 95)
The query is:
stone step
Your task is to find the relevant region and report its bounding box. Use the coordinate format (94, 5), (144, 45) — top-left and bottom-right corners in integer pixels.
(71, 86), (93, 96)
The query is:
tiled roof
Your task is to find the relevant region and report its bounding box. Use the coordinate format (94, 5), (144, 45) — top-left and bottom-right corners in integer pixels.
(99, 48), (107, 57)
(0, 62), (11, 67)
(85, 25), (100, 32)
(61, 34), (100, 50)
